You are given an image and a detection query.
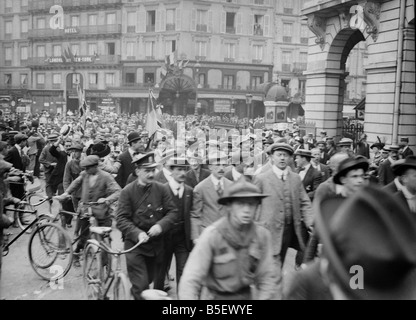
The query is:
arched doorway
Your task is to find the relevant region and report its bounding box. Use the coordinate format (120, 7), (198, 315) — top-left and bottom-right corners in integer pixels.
(158, 74), (196, 115)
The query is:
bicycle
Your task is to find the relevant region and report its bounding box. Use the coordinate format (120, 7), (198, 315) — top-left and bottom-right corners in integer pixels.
(7, 171), (45, 234)
(2, 196), (73, 282)
(83, 231), (144, 300)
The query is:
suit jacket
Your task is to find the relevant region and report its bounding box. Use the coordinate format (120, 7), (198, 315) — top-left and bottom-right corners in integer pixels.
(166, 183), (193, 251)
(313, 163), (331, 183)
(116, 181), (179, 255)
(298, 166), (322, 201)
(383, 180), (400, 194)
(5, 146), (25, 171)
(115, 150), (134, 188)
(378, 158), (395, 186)
(39, 144), (58, 175)
(48, 145), (68, 185)
(401, 147), (414, 159)
(185, 168), (210, 189)
(319, 152), (330, 165)
(253, 170), (313, 256)
(190, 176), (233, 240)
(395, 190), (416, 217)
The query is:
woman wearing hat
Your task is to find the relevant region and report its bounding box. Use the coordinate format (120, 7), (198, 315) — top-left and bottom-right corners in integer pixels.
(179, 178), (275, 300)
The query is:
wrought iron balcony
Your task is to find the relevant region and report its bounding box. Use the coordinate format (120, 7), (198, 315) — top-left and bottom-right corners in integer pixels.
(166, 23), (176, 31)
(196, 24), (208, 32)
(29, 0), (122, 12)
(28, 24), (122, 40)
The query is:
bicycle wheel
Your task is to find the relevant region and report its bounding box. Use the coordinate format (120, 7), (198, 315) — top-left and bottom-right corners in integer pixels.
(16, 202), (37, 234)
(28, 222), (73, 281)
(113, 273), (131, 300)
(83, 243), (103, 300)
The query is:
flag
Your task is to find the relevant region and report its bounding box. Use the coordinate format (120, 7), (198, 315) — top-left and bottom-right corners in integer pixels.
(166, 51), (175, 66)
(76, 83), (88, 133)
(145, 89), (164, 150)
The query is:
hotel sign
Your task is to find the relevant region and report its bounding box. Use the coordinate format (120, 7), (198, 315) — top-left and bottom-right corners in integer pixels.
(64, 27), (79, 34)
(47, 55), (96, 64)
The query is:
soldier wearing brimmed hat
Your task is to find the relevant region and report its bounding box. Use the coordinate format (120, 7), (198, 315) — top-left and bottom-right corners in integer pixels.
(116, 152), (179, 300)
(253, 142), (313, 299)
(179, 177), (275, 300)
(392, 155), (416, 214)
(153, 156), (194, 292)
(286, 185), (416, 300)
(57, 155), (121, 267)
(378, 144), (400, 186)
(189, 152), (233, 245)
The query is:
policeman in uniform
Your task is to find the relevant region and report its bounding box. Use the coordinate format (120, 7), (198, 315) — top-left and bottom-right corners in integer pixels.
(116, 152), (179, 300)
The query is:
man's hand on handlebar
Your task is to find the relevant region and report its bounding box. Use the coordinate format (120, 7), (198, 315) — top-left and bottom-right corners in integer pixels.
(147, 224), (162, 237)
(54, 193), (71, 202)
(138, 232), (150, 244)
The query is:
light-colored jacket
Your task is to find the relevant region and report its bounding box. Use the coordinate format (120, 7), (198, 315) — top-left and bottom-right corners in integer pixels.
(253, 169), (313, 256)
(178, 218), (276, 300)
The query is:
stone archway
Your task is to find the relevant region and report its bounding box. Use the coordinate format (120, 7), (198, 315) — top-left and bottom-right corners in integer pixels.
(158, 74), (196, 115)
(303, 0), (416, 146)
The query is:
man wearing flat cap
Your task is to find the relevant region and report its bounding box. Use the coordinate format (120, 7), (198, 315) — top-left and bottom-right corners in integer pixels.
(116, 152), (179, 300)
(378, 145), (400, 186)
(56, 155), (121, 266)
(179, 177), (275, 300)
(253, 143), (313, 299)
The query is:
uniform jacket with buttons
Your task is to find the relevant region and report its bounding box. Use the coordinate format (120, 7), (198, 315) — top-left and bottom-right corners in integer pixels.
(178, 217), (276, 300)
(116, 180), (179, 255)
(253, 170), (313, 256)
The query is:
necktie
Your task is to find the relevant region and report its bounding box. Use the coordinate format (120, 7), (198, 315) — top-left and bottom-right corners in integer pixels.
(216, 183), (223, 196)
(176, 186), (181, 198)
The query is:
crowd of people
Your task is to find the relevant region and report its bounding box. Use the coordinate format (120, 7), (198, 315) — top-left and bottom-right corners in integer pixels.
(1, 111), (416, 300)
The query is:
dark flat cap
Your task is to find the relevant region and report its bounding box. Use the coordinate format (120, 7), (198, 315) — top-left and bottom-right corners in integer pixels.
(80, 155), (99, 167)
(132, 152), (158, 169)
(267, 143), (294, 156)
(14, 133), (28, 144)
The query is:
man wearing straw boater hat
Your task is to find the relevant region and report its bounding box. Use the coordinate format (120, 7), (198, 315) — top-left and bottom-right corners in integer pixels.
(179, 177), (275, 300)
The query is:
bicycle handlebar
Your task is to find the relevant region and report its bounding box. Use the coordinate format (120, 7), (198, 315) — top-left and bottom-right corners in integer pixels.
(89, 238), (144, 256)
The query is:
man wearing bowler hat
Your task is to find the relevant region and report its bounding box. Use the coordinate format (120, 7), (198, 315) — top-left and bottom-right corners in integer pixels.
(253, 143), (313, 299)
(392, 156), (416, 214)
(179, 177), (275, 300)
(153, 156), (194, 292)
(101, 131), (145, 188)
(399, 137), (414, 159)
(286, 185), (416, 299)
(116, 152), (179, 299)
(378, 144), (400, 186)
(294, 149), (322, 201)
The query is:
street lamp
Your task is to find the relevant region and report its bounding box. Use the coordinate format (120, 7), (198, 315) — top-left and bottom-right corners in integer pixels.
(194, 60), (201, 116)
(246, 93), (253, 120)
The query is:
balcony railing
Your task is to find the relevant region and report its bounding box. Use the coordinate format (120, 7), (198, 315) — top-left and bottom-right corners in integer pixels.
(24, 55), (120, 66)
(196, 24), (207, 32)
(253, 27), (263, 36)
(282, 64), (292, 72)
(28, 24), (122, 39)
(218, 85), (242, 90)
(283, 36), (292, 43)
(166, 23), (175, 31)
(36, 84), (46, 89)
(146, 25), (155, 32)
(292, 62), (307, 73)
(284, 8), (294, 14)
(195, 56), (206, 61)
(224, 57), (235, 62)
(254, 0), (264, 4)
(226, 26), (236, 34)
(300, 37), (309, 44)
(29, 0), (122, 12)
(252, 59), (262, 64)
(127, 25), (136, 32)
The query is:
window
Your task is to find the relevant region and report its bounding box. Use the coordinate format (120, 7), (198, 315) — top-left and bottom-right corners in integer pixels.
(20, 73), (28, 86)
(283, 0), (294, 14)
(166, 9), (175, 30)
(145, 73), (154, 84)
(21, 0), (28, 8)
(71, 16), (79, 27)
(105, 73), (115, 86)
(88, 14), (97, 26)
(225, 43), (235, 61)
(251, 76), (263, 88)
(89, 73), (98, 85)
(52, 73), (61, 85)
(253, 45), (263, 61)
(147, 11), (156, 32)
(88, 43), (97, 56)
(145, 41), (155, 58)
(72, 73), (81, 88)
(106, 13), (116, 25)
(127, 12), (136, 32)
(299, 52), (308, 70)
(283, 23), (293, 43)
(196, 10), (207, 32)
(299, 79), (306, 96)
(254, 15), (264, 35)
(20, 46), (28, 61)
(5, 47), (12, 64)
(301, 25), (309, 44)
(53, 45), (61, 56)
(5, 74), (12, 85)
(226, 12), (236, 34)
(195, 41), (207, 59)
(106, 42), (115, 55)
(223, 75), (234, 89)
(126, 42), (135, 58)
(165, 40), (176, 55)
(282, 51), (292, 72)
(37, 73), (45, 84)
(37, 45), (46, 57)
(5, 0), (12, 13)
(71, 44), (80, 56)
(21, 20), (28, 35)
(5, 21), (13, 37)
(37, 18), (45, 29)
(126, 72), (135, 84)
(197, 73), (206, 87)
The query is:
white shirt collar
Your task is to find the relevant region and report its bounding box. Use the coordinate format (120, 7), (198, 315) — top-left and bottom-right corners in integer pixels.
(402, 186), (416, 200)
(15, 144), (21, 153)
(231, 167), (242, 181)
(168, 178), (184, 197)
(394, 177), (404, 191)
(272, 165), (289, 180)
(162, 167), (172, 181)
(210, 174), (223, 188)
